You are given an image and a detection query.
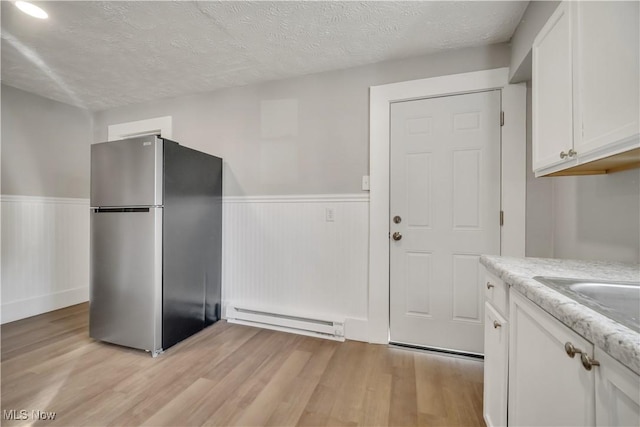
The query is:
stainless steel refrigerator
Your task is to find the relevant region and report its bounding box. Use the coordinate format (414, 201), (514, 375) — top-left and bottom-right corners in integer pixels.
(89, 135), (222, 356)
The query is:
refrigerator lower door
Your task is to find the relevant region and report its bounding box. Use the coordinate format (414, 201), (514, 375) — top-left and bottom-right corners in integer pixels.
(90, 207), (162, 354)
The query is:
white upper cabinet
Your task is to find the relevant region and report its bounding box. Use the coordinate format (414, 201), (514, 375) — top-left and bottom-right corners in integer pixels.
(573, 1), (640, 160)
(533, 2), (576, 172)
(533, 1), (640, 177)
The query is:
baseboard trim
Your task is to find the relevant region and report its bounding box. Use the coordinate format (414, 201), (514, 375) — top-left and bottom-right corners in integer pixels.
(345, 317), (369, 342)
(1, 287), (89, 324)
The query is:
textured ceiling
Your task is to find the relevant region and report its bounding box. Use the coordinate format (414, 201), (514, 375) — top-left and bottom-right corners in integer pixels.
(1, 1), (528, 111)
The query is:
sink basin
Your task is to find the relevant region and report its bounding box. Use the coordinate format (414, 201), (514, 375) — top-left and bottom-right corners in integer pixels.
(569, 282), (640, 315)
(533, 277), (640, 332)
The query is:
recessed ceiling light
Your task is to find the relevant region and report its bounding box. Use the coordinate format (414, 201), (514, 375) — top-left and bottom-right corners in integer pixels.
(15, 1), (48, 19)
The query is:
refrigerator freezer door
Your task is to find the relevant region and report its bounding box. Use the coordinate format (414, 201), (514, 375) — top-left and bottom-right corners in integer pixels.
(90, 207), (162, 354)
(91, 136), (163, 207)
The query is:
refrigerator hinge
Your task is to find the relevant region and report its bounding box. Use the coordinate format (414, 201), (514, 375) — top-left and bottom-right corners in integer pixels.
(500, 211), (504, 226)
(500, 111), (505, 127)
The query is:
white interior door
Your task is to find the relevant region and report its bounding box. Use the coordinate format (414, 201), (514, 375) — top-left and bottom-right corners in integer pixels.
(389, 90), (501, 354)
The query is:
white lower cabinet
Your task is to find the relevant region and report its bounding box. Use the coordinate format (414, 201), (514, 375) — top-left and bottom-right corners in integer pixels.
(484, 302), (508, 427)
(508, 289), (596, 426)
(483, 277), (640, 426)
(595, 348), (640, 427)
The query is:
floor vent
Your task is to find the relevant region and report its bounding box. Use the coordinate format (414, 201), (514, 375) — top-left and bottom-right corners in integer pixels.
(226, 305), (345, 341)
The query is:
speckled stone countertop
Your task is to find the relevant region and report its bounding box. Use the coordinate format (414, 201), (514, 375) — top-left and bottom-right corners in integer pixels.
(480, 255), (640, 375)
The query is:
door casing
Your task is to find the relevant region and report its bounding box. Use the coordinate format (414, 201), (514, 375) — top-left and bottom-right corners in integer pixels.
(368, 68), (526, 344)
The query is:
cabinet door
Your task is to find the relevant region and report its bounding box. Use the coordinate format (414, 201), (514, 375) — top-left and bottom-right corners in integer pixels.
(509, 290), (595, 426)
(573, 1), (640, 158)
(595, 347), (640, 427)
(484, 303), (508, 427)
(533, 2), (575, 172)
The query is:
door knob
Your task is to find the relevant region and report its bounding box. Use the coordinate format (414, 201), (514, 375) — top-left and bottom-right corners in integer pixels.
(568, 148), (577, 157)
(560, 151), (569, 159)
(493, 321), (501, 329)
(392, 232), (402, 241)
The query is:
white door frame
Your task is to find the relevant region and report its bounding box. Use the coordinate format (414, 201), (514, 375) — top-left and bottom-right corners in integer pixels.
(368, 68), (526, 344)
(107, 116), (173, 141)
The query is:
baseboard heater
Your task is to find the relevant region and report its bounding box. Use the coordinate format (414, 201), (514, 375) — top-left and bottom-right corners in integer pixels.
(226, 305), (345, 341)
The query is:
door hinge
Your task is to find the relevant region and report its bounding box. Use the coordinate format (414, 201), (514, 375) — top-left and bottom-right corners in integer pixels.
(500, 111), (505, 127)
(500, 211), (504, 226)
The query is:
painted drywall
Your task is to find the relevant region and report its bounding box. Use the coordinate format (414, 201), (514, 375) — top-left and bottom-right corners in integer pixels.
(524, 82), (554, 258)
(93, 43), (510, 196)
(1, 84), (93, 198)
(514, 4), (640, 263)
(551, 169), (640, 263)
(509, 0), (561, 83)
(524, 83), (640, 263)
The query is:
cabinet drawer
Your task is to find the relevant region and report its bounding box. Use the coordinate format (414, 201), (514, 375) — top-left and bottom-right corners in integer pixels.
(484, 271), (509, 318)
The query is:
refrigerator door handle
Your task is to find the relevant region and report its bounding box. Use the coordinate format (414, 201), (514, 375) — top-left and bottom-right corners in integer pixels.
(94, 208), (150, 213)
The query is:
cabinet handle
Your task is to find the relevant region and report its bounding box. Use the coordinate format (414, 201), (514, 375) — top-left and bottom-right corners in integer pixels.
(564, 342), (584, 358)
(568, 148), (577, 158)
(560, 151), (569, 159)
(493, 320), (502, 329)
(580, 354), (600, 371)
(486, 282), (495, 290)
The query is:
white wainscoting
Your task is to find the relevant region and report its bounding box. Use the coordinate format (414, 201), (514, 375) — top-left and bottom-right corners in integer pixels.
(1, 195), (90, 324)
(0, 193), (371, 341)
(223, 194), (370, 341)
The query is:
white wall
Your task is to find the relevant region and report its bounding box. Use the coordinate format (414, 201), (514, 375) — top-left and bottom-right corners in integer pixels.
(91, 44), (511, 338)
(223, 195), (369, 340)
(93, 44), (511, 196)
(524, 86), (640, 263)
(515, 8), (640, 263)
(1, 196), (89, 323)
(509, 1), (561, 83)
(551, 170), (640, 263)
(1, 84), (93, 198)
(1, 85), (93, 323)
(525, 81), (554, 258)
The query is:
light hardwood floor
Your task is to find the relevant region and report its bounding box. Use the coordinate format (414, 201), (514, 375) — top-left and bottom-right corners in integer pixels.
(1, 303), (485, 426)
